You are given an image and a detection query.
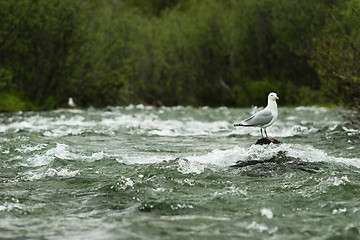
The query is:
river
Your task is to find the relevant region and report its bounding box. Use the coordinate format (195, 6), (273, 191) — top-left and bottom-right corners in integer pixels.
(0, 105), (359, 239)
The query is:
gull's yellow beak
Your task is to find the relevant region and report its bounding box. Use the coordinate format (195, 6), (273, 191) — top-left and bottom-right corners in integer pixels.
(275, 96), (279, 100)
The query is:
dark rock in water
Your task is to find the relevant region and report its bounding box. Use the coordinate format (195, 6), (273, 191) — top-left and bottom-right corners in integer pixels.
(230, 160), (266, 168)
(230, 151), (290, 168)
(255, 138), (281, 145)
(230, 150), (323, 174)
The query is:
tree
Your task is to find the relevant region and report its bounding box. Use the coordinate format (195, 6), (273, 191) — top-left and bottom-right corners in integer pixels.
(0, 0), (84, 108)
(310, 0), (360, 107)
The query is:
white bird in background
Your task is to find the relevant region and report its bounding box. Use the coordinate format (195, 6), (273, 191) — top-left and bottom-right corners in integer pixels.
(234, 92), (279, 141)
(68, 97), (76, 108)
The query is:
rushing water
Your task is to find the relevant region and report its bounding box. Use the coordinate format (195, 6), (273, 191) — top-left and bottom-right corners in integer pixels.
(0, 105), (359, 240)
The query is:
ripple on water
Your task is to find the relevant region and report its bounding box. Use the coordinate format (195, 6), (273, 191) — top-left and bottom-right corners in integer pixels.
(20, 168), (80, 181)
(0, 107), (359, 240)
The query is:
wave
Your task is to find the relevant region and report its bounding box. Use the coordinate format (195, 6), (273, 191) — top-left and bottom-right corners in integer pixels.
(18, 143), (108, 167)
(12, 142), (359, 182)
(0, 107), (350, 138)
(20, 168), (80, 181)
(0, 110), (230, 137)
(173, 144), (360, 175)
(0, 201), (24, 212)
(14, 141), (359, 180)
(113, 142), (360, 175)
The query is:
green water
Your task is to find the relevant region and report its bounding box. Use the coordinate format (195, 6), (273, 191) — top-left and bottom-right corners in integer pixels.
(0, 106), (359, 240)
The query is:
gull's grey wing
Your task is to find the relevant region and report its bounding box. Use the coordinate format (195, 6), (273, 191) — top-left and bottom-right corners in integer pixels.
(241, 110), (273, 126)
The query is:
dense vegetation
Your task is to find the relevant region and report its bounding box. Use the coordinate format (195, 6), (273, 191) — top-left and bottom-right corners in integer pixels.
(0, 0), (359, 111)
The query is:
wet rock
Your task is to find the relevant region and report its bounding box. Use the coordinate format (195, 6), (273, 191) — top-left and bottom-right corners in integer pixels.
(230, 150), (324, 174)
(230, 160), (266, 168)
(255, 138), (281, 145)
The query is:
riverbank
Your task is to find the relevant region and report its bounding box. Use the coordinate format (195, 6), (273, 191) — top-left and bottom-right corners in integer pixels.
(1, 0), (359, 110)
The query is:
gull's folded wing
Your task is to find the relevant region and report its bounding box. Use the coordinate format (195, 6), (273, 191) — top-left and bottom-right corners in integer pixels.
(241, 110), (273, 126)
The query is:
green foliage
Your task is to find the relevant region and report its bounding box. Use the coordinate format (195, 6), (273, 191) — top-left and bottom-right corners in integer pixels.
(0, 0), (359, 111)
(0, 68), (12, 90)
(310, 0), (360, 107)
(0, 91), (26, 112)
(72, 2), (137, 107)
(0, 0), (85, 108)
(124, 0), (183, 15)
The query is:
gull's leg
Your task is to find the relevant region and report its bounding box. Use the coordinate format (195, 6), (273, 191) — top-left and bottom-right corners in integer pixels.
(260, 128), (264, 138)
(264, 129), (274, 142)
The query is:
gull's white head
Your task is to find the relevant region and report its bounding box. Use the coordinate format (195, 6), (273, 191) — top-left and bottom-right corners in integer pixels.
(268, 92), (279, 101)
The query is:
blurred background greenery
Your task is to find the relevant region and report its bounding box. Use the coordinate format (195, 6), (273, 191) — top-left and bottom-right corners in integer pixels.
(0, 0), (359, 111)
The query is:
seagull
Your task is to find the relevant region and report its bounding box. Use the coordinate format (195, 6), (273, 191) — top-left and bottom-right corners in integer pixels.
(68, 97), (76, 108)
(234, 92), (279, 141)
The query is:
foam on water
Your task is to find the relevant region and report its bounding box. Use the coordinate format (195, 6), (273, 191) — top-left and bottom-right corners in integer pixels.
(283, 144), (360, 168)
(0, 114), (95, 136)
(113, 140), (360, 175)
(247, 221), (278, 234)
(0, 202), (23, 212)
(21, 168), (80, 181)
(147, 119), (229, 136)
(99, 114), (230, 136)
(213, 185), (247, 197)
(176, 143), (360, 174)
(43, 127), (84, 137)
(0, 110), (230, 137)
(1, 106), (348, 139)
(295, 106), (328, 113)
(0, 107), (359, 240)
(177, 158), (206, 174)
(21, 143), (108, 167)
(260, 208), (274, 219)
(22, 143), (73, 166)
(16, 144), (48, 154)
(3, 107), (357, 176)
(342, 126), (360, 136)
(116, 153), (175, 165)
